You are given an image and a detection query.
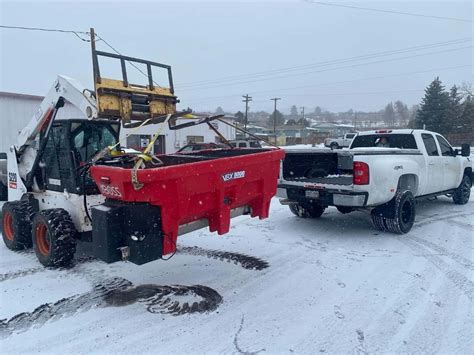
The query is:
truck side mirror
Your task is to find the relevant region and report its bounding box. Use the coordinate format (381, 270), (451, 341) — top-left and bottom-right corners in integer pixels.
(461, 143), (470, 157)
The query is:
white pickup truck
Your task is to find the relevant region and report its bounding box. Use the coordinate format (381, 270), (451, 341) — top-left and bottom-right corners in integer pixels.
(278, 129), (472, 233)
(324, 133), (357, 149)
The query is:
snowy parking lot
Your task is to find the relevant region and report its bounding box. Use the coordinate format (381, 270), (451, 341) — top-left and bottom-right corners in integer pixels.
(1, 194), (473, 353)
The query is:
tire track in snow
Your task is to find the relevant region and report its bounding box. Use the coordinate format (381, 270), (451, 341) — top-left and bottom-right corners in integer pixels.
(0, 277), (222, 338)
(0, 267), (43, 282)
(413, 211), (473, 229)
(406, 235), (474, 271)
(178, 246), (269, 270)
(397, 237), (474, 301)
(0, 246), (269, 283)
(0, 256), (97, 282)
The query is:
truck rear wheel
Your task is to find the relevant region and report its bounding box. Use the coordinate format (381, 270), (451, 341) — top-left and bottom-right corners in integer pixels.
(452, 174), (471, 205)
(289, 203), (325, 218)
(31, 209), (77, 267)
(1, 201), (35, 250)
(336, 206), (354, 214)
(371, 190), (415, 234)
(371, 215), (387, 232)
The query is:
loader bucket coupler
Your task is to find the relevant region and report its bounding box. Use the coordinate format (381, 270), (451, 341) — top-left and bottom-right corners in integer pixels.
(92, 49), (178, 123)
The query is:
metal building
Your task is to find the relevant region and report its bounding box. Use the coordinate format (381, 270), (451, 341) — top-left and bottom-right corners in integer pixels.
(0, 91), (235, 154)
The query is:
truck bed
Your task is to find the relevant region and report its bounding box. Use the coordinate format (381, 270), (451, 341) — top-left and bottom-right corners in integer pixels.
(282, 149), (353, 186)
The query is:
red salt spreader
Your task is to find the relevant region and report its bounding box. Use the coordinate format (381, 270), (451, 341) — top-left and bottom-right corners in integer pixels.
(88, 115), (285, 265)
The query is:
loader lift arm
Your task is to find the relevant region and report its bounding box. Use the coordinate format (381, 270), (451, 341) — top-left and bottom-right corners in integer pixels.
(16, 75), (98, 155)
(13, 75), (99, 189)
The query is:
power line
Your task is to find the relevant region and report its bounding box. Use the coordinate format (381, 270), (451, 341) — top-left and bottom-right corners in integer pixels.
(304, 1), (473, 23)
(0, 24), (162, 88)
(180, 46), (472, 92)
(273, 88), (424, 97)
(176, 37), (472, 88)
(0, 24), (92, 41)
(182, 64), (471, 105)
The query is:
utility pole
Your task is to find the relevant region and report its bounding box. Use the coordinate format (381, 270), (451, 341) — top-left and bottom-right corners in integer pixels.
(300, 106), (305, 143)
(242, 94), (252, 137)
(271, 97), (281, 144)
(300, 106), (305, 123)
(90, 28), (100, 88)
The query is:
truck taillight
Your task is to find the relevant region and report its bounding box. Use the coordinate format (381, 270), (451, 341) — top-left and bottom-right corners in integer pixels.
(353, 161), (369, 185)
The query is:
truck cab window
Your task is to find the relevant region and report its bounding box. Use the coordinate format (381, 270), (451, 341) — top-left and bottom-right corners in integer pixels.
(350, 134), (417, 149)
(421, 134), (439, 156)
(436, 135), (453, 156)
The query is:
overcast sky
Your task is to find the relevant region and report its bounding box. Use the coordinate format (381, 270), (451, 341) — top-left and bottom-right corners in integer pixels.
(0, 0), (472, 114)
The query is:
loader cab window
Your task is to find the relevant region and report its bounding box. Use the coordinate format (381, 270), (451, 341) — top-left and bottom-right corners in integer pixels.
(71, 124), (117, 163)
(42, 125), (67, 181)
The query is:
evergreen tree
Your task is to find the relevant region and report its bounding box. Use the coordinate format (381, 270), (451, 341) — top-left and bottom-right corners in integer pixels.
(290, 105), (298, 118)
(268, 109), (285, 127)
(234, 111), (244, 124)
(215, 106), (225, 115)
(446, 85), (463, 133)
(459, 95), (474, 132)
(415, 77), (450, 133)
(297, 117), (310, 127)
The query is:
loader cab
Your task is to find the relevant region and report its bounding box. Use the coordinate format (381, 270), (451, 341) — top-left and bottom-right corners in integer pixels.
(39, 119), (120, 195)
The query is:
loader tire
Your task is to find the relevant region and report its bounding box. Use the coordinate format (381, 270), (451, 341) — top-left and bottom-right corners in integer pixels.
(31, 209), (77, 267)
(453, 174), (471, 205)
(1, 201), (35, 250)
(289, 203), (325, 218)
(372, 190), (415, 234)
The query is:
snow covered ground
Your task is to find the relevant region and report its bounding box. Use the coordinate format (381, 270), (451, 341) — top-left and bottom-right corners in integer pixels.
(1, 194), (473, 354)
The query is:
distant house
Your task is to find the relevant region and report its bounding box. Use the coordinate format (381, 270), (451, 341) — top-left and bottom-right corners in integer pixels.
(270, 125), (317, 138)
(311, 122), (355, 137)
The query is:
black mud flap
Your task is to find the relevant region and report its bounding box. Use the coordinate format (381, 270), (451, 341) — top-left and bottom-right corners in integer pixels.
(371, 198), (396, 219)
(91, 201), (163, 265)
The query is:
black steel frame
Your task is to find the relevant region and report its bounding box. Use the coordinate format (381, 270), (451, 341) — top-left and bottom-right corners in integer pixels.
(92, 49), (175, 94)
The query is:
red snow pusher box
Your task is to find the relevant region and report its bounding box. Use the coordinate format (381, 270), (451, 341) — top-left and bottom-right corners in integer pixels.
(89, 148), (284, 263)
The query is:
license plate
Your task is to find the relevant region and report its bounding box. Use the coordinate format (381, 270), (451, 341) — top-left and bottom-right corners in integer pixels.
(305, 190), (319, 198)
